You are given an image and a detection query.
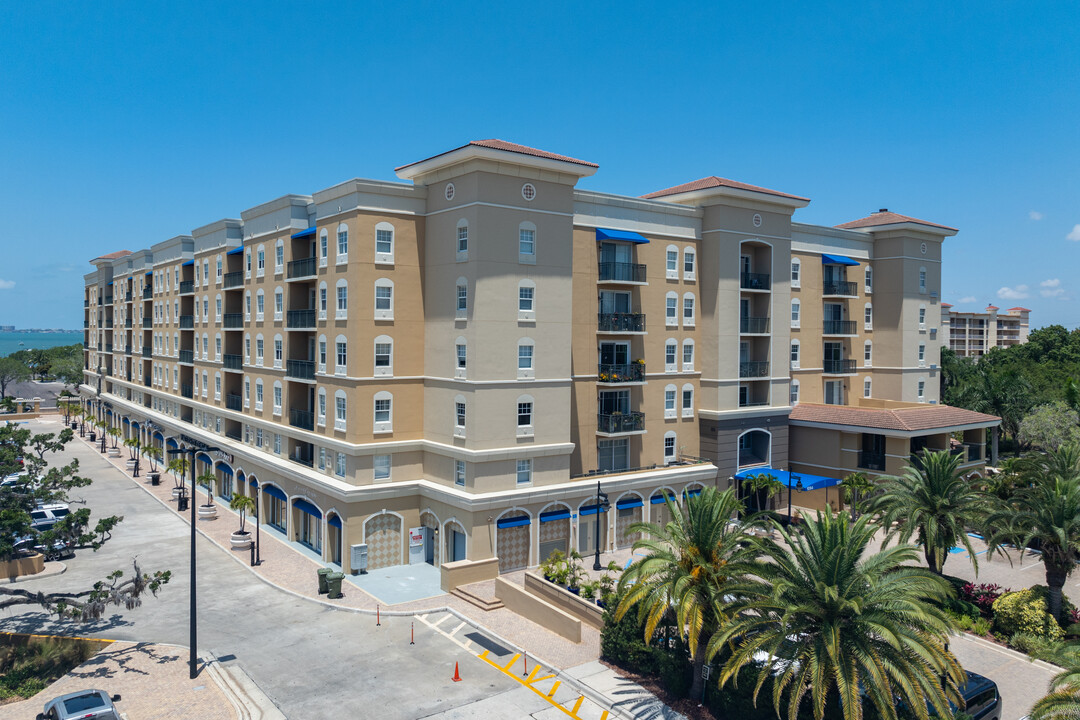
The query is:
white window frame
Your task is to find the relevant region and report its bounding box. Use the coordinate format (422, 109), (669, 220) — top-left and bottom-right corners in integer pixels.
(664, 384), (677, 419)
(374, 221), (395, 265)
(682, 339), (695, 372)
(516, 395), (534, 438)
(336, 223), (349, 264)
(317, 389), (326, 426)
(791, 258), (801, 288)
(516, 459), (532, 485)
(256, 245), (265, 277)
(255, 380), (264, 411)
(681, 383), (694, 418)
(456, 219), (469, 262)
(374, 335), (393, 377)
(864, 340), (873, 368)
(334, 390), (347, 431)
(918, 378), (926, 402)
(374, 279), (394, 320)
(274, 240), (284, 274)
(374, 454), (391, 481)
(456, 278), (468, 320)
(336, 280), (348, 320)
(274, 287), (283, 321)
(455, 459), (466, 487)
(665, 339), (677, 373)
(865, 266), (873, 294)
(683, 247), (696, 281)
(919, 267), (927, 294)
(335, 335), (347, 376)
(682, 293), (695, 327)
(273, 335), (283, 369)
(518, 221), (536, 264)
(919, 304), (927, 331)
(790, 299), (801, 328)
(319, 229), (328, 267)
(272, 381), (282, 415)
(517, 338), (535, 380)
(455, 338), (467, 379)
(790, 379), (800, 405)
(665, 292), (678, 327)
(373, 391), (393, 434)
(518, 280), (535, 322)
(318, 335), (327, 374)
(790, 340), (800, 369)
(454, 394), (466, 438)
(663, 431), (677, 464)
(864, 303), (873, 331)
(256, 290), (264, 322)
(918, 343), (926, 367)
(864, 377), (872, 399)
(665, 245), (678, 279)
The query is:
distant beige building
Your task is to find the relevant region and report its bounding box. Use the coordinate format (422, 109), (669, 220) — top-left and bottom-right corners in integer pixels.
(79, 140), (999, 583)
(942, 304), (1031, 358)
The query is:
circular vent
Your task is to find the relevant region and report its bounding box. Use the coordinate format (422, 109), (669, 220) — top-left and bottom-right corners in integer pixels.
(445, 183), (455, 201)
(752, 213), (763, 227)
(522, 183), (536, 201)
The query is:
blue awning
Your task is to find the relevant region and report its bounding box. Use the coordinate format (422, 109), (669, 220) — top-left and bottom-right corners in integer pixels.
(263, 485), (286, 501)
(218, 464), (233, 476)
(249, 478), (259, 489)
(617, 497), (644, 509)
(651, 492), (674, 504)
(227, 246), (244, 256)
(580, 504), (607, 516)
(196, 452), (213, 466)
(291, 227), (316, 239)
(122, 417), (129, 425)
(293, 498), (322, 519)
(821, 253), (859, 266)
(540, 509), (571, 522)
(596, 228), (649, 244)
(734, 468), (841, 491)
(328, 514), (342, 529)
(683, 488), (703, 499)
(107, 281), (114, 286)
(166, 438), (178, 448)
(497, 515), (531, 529)
(182, 260), (194, 267)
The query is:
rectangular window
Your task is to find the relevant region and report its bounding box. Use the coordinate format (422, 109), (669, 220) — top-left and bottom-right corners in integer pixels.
(318, 392), (326, 424)
(335, 395), (346, 430)
(664, 389), (676, 418)
(337, 228), (348, 258)
(666, 250), (677, 277)
(919, 307), (926, 329)
(336, 342), (347, 374)
(337, 286), (347, 319)
(682, 388), (693, 416)
(318, 447), (326, 470)
(455, 459), (465, 487)
(256, 338), (264, 365)
(376, 229), (393, 255)
(919, 269), (927, 293)
(517, 402), (532, 427)
(791, 302), (800, 327)
(375, 342), (391, 372)
(665, 343), (676, 372)
(682, 343), (694, 369)
(273, 385), (281, 413)
(319, 340), (326, 372)
(682, 297), (694, 326)
(375, 398), (391, 423)
(336, 452), (346, 477)
(457, 226), (468, 253)
(519, 228), (535, 256)
(516, 459), (532, 485)
(256, 427), (263, 446)
(666, 296), (677, 325)
(864, 379), (872, 398)
(375, 286), (392, 310)
(683, 250), (695, 279)
(664, 436), (676, 462)
(320, 234), (328, 264)
(374, 454), (391, 480)
(455, 402), (466, 428)
(274, 433), (281, 454)
(790, 343), (800, 368)
(456, 343), (467, 369)
(518, 344), (533, 369)
(918, 380), (926, 400)
(918, 343), (926, 366)
(274, 339), (282, 367)
(790, 382), (800, 405)
(519, 286), (533, 312)
(865, 306), (873, 330)
(457, 284), (467, 312)
(257, 250), (265, 274)
(791, 261), (800, 287)
(597, 438), (629, 473)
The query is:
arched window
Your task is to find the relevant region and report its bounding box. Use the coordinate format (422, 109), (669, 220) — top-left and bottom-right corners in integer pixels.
(202, 259), (209, 286)
(665, 245), (679, 279)
(791, 257), (801, 288)
(454, 393), (466, 438)
(664, 431), (677, 464)
(214, 371), (221, 400)
(335, 279), (348, 320)
(918, 304), (927, 330)
(518, 279), (535, 322)
(918, 342), (926, 367)
(790, 299), (801, 328)
(456, 277), (468, 319)
(374, 335), (393, 377)
(682, 339), (695, 371)
(274, 287), (283, 320)
(255, 333), (264, 365)
(245, 249), (252, 277)
(334, 390), (347, 431)
(317, 388), (327, 426)
(214, 333), (221, 361)
(316, 281), (327, 320)
(318, 334), (327, 373)
(375, 221), (395, 264)
(256, 244), (265, 276)
(202, 295), (209, 322)
(373, 390), (393, 433)
(863, 377), (872, 399)
(681, 383), (694, 418)
(664, 384), (677, 419)
(273, 334), (283, 368)
(790, 340), (800, 369)
(319, 229), (328, 266)
(864, 302), (873, 331)
(683, 247), (696, 281)
(244, 290), (252, 320)
(215, 294), (222, 321)
(215, 255), (222, 283)
(517, 337), (535, 379)
(516, 394), (534, 437)
(244, 377), (251, 408)
(273, 240), (284, 273)
(201, 370), (208, 397)
(272, 381), (282, 414)
(665, 338), (677, 373)
(455, 336), (467, 379)
(518, 221), (536, 263)
(682, 293), (695, 327)
(864, 265), (873, 294)
(255, 289), (265, 321)
(456, 218), (469, 261)
(244, 333), (251, 364)
(374, 279), (394, 320)
(864, 340), (873, 367)
(335, 334), (347, 376)
(790, 379), (800, 405)
(665, 292), (678, 326)
(201, 333), (208, 359)
(336, 223), (349, 263)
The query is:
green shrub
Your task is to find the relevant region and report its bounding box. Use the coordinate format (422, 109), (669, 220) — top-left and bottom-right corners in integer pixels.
(1009, 632), (1065, 662)
(600, 599), (656, 675)
(971, 617), (992, 636)
(954, 614), (973, 631)
(992, 586), (1067, 639)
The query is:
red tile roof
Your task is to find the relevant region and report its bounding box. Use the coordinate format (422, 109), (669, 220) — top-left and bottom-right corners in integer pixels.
(835, 210), (957, 232)
(986, 305), (999, 311)
(92, 250), (132, 261)
(790, 403), (1000, 432)
(395, 139), (598, 171)
(1007, 307), (1031, 312)
(941, 302), (953, 307)
(641, 176), (809, 202)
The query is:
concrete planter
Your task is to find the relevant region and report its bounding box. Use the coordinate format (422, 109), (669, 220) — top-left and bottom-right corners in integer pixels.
(107, 448), (121, 458)
(230, 531), (252, 549)
(148, 472), (160, 485)
(197, 504), (218, 520)
(171, 487), (183, 499)
(1, 552), (44, 580)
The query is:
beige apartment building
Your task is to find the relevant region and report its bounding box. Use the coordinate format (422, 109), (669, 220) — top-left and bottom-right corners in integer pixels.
(80, 140), (999, 583)
(942, 303), (1031, 358)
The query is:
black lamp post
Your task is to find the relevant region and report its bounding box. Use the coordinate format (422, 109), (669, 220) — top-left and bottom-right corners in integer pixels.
(132, 433), (141, 478)
(786, 473), (804, 526)
(592, 481), (610, 571)
(167, 441), (222, 680)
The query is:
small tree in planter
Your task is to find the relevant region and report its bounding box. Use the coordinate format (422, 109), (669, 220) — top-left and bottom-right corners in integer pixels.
(581, 580), (598, 601)
(541, 549), (566, 583)
(123, 437), (140, 461)
(106, 426), (122, 452)
(168, 458), (190, 497)
(228, 495), (256, 549)
(566, 550), (585, 594)
(144, 446), (162, 483)
(196, 471), (218, 518)
(598, 571), (617, 608)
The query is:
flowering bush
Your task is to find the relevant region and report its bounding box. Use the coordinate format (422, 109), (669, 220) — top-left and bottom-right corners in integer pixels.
(960, 582), (1008, 618)
(992, 586), (1067, 640)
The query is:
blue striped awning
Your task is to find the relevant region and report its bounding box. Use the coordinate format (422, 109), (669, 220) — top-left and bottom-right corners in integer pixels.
(262, 485), (286, 501)
(291, 227), (316, 239)
(182, 260), (194, 267)
(227, 246), (244, 256)
(540, 509), (571, 522)
(617, 497), (643, 509)
(596, 228), (649, 244)
(293, 498), (322, 519)
(328, 515), (342, 529)
(651, 492), (673, 505)
(580, 504), (606, 516)
(821, 253), (859, 266)
(497, 515), (530, 529)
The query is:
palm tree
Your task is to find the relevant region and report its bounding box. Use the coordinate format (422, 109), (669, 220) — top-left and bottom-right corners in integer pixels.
(105, 425), (121, 449)
(955, 369), (1032, 455)
(229, 494), (257, 535)
(615, 487), (768, 701)
(1030, 644), (1080, 720)
(167, 458), (189, 490)
(865, 449), (984, 575)
(709, 511), (964, 720)
(123, 437), (140, 461)
(197, 470), (217, 506)
(838, 471), (874, 520)
(1017, 443), (1080, 483)
(742, 472), (783, 513)
(144, 446), (162, 473)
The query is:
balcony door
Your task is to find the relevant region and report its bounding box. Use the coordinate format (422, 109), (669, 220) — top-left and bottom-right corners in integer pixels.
(739, 342), (749, 364)
(740, 255), (751, 274)
(599, 342), (629, 366)
(599, 291), (632, 315)
(824, 303), (845, 322)
(599, 242), (633, 265)
(824, 341), (843, 362)
(823, 265), (847, 285)
(740, 298), (750, 320)
(598, 438), (629, 473)
(824, 380), (843, 405)
(598, 390), (630, 415)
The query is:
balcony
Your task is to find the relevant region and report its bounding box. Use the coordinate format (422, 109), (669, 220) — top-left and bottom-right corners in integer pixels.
(740, 317), (770, 334)
(223, 354), (243, 371)
(859, 451), (886, 471)
(598, 262), (647, 283)
(738, 398), (769, 408)
(142, 317), (152, 328)
(823, 280), (858, 297)
(83, 321), (90, 329)
(597, 312), (646, 333)
(286, 359), (316, 381)
(223, 271), (244, 289)
(178, 349), (194, 364)
(822, 358), (857, 375)
(143, 376), (151, 387)
(143, 287), (152, 299)
(223, 313), (244, 329)
(739, 361), (770, 378)
(964, 443), (983, 462)
(740, 272), (770, 291)
(105, 343), (113, 353)
(287, 309), (317, 330)
(597, 363), (645, 384)
(179, 315), (194, 329)
(287, 257), (318, 280)
(181, 384), (193, 399)
(142, 347), (151, 358)
(179, 280), (194, 295)
(83, 341), (89, 349)
(104, 294), (113, 304)
(823, 320), (857, 335)
(597, 411), (646, 435)
(225, 393), (243, 412)
(125, 292), (133, 302)
(125, 318), (133, 328)
(289, 408), (315, 431)
(104, 320), (113, 329)
(290, 450), (314, 468)
(84, 300), (90, 308)
(123, 345), (132, 355)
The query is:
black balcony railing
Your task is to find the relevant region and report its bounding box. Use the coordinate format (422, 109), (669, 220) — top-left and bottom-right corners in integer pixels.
(286, 359), (316, 380)
(104, 294), (113, 304)
(143, 287), (152, 299)
(739, 361), (770, 378)
(143, 376), (151, 387)
(739, 399), (769, 408)
(597, 363), (645, 383)
(84, 300), (90, 308)
(223, 313), (244, 329)
(123, 345), (132, 355)
(104, 320), (113, 329)
(181, 384), (193, 398)
(823, 280), (858, 297)
(223, 354), (243, 370)
(740, 316), (770, 334)
(964, 443), (983, 462)
(179, 315), (194, 329)
(823, 358), (857, 374)
(83, 321), (90, 328)
(125, 318), (132, 328)
(859, 451), (886, 471)
(125, 292), (133, 302)
(178, 349), (194, 364)
(223, 271), (244, 289)
(179, 280), (194, 295)
(289, 408), (315, 431)
(598, 262), (647, 283)
(226, 393), (243, 412)
(142, 317), (152, 328)
(740, 272), (770, 290)
(823, 320), (857, 335)
(597, 312), (646, 333)
(287, 257), (318, 280)
(83, 341), (89, 349)
(105, 343), (113, 353)
(287, 309), (317, 329)
(598, 411), (646, 434)
(142, 347), (151, 358)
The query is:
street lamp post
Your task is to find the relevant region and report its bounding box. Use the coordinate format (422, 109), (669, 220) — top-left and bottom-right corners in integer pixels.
(592, 481), (609, 572)
(255, 484), (262, 566)
(133, 434), (141, 478)
(787, 473), (804, 526)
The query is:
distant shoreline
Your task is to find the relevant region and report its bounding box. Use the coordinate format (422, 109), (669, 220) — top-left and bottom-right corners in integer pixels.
(0, 329), (80, 333)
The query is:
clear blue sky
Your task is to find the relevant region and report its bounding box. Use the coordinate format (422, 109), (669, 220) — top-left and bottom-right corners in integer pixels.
(2, 1), (1077, 329)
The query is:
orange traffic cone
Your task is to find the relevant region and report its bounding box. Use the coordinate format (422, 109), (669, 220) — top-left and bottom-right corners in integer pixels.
(452, 661), (462, 682)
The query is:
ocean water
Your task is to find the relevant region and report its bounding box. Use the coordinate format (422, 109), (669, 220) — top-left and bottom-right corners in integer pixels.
(0, 332), (83, 357)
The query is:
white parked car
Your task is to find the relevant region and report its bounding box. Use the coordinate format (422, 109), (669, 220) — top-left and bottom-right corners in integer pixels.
(37, 689), (122, 720)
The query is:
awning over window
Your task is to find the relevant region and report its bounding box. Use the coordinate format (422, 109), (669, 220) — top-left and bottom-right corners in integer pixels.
(617, 497), (644, 509)
(144, 271), (152, 276)
(227, 246), (244, 256)
(293, 498), (321, 519)
(328, 514), (342, 529)
(249, 478), (259, 490)
(218, 464), (233, 476)
(166, 438), (178, 449)
(291, 227), (316, 239)
(540, 509), (571, 522)
(734, 467), (840, 491)
(263, 485), (286, 502)
(683, 487), (703, 499)
(182, 260), (194, 267)
(821, 253), (859, 266)
(596, 228), (649, 244)
(580, 504), (607, 516)
(650, 492), (674, 504)
(497, 515), (531, 529)
(107, 281), (114, 286)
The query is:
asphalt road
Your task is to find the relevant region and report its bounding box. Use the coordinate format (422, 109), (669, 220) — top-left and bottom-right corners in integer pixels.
(1, 419), (516, 719)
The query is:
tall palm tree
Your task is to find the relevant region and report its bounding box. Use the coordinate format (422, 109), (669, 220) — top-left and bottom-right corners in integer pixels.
(838, 471), (874, 520)
(1030, 644), (1080, 720)
(742, 472), (784, 513)
(865, 449), (984, 574)
(615, 487), (768, 701)
(709, 511), (964, 720)
(955, 369), (1032, 455)
(1017, 443), (1080, 483)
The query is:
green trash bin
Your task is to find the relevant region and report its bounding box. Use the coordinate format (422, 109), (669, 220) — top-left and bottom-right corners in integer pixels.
(326, 571), (344, 599)
(317, 567), (332, 594)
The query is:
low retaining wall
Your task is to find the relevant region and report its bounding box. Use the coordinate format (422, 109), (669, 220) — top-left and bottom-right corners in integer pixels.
(2, 553), (44, 581)
(494, 577), (581, 643)
(440, 557), (500, 592)
(524, 571), (605, 630)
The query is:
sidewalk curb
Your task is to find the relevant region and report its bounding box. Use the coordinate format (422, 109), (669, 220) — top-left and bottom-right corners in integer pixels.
(204, 648), (287, 720)
(4, 561), (67, 584)
(955, 631), (1063, 673)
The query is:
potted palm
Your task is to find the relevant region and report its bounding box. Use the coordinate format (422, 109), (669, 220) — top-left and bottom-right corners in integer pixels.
(145, 446), (162, 485)
(106, 426), (122, 456)
(541, 549), (565, 583)
(123, 437), (140, 470)
(566, 550), (584, 595)
(87, 417), (97, 443)
(196, 470), (218, 519)
(168, 457), (189, 499)
(229, 495), (256, 549)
